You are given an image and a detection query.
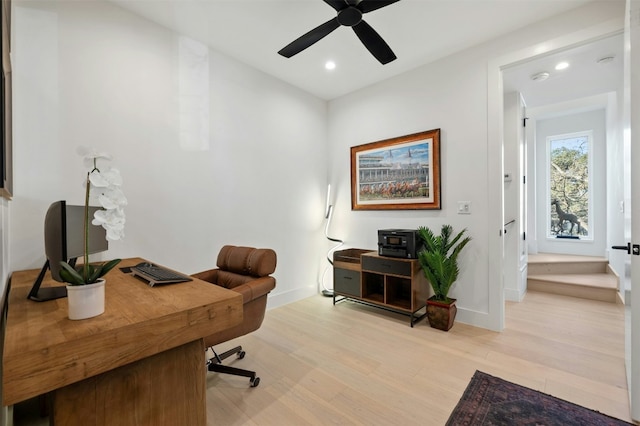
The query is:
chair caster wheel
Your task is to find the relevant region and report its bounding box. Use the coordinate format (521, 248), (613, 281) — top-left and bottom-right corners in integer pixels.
(238, 350), (246, 359)
(250, 377), (260, 387)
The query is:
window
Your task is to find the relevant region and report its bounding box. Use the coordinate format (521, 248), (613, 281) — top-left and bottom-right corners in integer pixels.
(547, 131), (592, 239)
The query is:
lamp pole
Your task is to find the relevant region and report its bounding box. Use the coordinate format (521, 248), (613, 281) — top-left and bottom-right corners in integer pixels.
(321, 185), (343, 297)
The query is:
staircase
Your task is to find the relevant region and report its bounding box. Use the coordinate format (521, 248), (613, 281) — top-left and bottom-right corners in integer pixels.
(527, 253), (621, 303)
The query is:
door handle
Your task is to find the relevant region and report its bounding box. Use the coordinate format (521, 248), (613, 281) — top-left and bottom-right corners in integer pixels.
(612, 243), (630, 254)
(612, 243), (640, 255)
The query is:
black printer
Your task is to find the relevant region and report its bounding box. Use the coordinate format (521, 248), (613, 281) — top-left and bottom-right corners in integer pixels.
(377, 229), (422, 259)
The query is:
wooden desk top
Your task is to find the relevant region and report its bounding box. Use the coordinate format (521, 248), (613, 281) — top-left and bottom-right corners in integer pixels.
(3, 258), (243, 406)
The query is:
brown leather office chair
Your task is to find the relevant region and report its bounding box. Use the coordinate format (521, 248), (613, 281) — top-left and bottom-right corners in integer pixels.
(192, 245), (277, 387)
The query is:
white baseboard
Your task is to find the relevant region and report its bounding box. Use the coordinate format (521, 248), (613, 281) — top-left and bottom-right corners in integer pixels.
(267, 286), (317, 310)
(504, 288), (526, 302)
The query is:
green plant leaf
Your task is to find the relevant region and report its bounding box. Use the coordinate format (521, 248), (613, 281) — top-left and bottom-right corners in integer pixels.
(100, 258), (122, 276)
(58, 259), (122, 285)
(88, 264), (101, 283)
(417, 225), (472, 301)
(59, 261), (85, 286)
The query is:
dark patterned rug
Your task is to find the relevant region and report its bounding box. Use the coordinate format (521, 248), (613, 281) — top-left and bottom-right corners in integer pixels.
(446, 370), (633, 426)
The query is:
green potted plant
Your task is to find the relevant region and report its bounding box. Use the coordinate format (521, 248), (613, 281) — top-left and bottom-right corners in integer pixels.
(59, 149), (127, 320)
(417, 224), (471, 331)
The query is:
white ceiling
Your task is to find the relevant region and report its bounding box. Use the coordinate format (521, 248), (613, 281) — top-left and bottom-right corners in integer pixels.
(503, 33), (624, 109)
(107, 0), (617, 101)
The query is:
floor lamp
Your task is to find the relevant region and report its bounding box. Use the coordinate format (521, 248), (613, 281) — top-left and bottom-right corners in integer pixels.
(321, 185), (343, 297)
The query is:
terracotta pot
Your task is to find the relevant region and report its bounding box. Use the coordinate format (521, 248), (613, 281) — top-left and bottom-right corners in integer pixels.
(66, 279), (105, 320)
(426, 296), (457, 331)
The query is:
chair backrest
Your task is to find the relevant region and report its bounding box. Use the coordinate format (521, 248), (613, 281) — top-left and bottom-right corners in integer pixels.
(215, 245), (276, 289)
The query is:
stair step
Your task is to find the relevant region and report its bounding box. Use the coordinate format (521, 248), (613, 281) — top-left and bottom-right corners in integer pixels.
(527, 273), (619, 303)
(527, 273), (617, 288)
(528, 253), (608, 275)
(527, 253), (621, 303)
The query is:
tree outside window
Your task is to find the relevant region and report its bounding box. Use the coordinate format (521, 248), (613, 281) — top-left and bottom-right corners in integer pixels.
(548, 132), (591, 238)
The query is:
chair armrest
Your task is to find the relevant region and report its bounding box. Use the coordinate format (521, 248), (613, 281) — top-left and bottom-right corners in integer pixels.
(191, 269), (218, 283)
(191, 269), (275, 304)
(231, 276), (276, 304)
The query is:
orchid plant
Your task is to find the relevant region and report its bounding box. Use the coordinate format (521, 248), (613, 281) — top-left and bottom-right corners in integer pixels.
(59, 150), (127, 286)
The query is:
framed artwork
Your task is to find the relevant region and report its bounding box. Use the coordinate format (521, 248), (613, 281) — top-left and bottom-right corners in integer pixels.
(351, 129), (441, 210)
(1, 0), (12, 199)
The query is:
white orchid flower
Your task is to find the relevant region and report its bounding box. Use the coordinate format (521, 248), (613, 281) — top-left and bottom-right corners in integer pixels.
(89, 170), (110, 188)
(79, 148), (126, 242)
(89, 167), (122, 188)
(97, 187), (128, 210)
(106, 227), (124, 241)
(93, 208), (126, 241)
(100, 168), (123, 186)
(78, 147), (113, 170)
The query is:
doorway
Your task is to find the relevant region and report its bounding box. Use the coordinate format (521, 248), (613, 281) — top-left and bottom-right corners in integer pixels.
(493, 28), (635, 420)
(502, 33), (623, 259)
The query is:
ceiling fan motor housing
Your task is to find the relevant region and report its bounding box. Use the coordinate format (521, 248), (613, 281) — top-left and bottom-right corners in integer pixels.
(338, 7), (363, 27)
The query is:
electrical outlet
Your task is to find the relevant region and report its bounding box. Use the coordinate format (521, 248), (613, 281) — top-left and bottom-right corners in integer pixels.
(458, 201), (471, 215)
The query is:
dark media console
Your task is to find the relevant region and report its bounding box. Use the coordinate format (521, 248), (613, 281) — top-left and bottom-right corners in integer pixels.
(332, 248), (429, 327)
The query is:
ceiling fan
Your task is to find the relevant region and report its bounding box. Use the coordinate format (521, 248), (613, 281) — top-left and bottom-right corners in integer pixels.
(278, 0), (401, 65)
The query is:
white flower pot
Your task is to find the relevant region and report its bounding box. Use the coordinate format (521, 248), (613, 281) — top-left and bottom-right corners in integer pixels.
(66, 279), (105, 320)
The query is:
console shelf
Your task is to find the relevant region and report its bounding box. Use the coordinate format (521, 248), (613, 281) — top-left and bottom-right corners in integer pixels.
(333, 250), (430, 327)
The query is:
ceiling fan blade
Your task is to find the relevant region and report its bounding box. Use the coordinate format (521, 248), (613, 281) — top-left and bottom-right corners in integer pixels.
(358, 0), (401, 14)
(278, 18), (341, 58)
(323, 0), (347, 12)
(352, 20), (396, 64)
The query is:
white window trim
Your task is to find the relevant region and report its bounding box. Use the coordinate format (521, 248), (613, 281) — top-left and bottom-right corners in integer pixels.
(545, 130), (594, 241)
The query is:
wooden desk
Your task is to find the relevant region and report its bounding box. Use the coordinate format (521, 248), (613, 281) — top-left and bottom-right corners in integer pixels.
(3, 258), (243, 425)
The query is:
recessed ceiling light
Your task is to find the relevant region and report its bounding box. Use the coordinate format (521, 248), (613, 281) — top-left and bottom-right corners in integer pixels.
(325, 61), (336, 71)
(597, 55), (615, 64)
(530, 72), (550, 82)
(555, 61), (569, 70)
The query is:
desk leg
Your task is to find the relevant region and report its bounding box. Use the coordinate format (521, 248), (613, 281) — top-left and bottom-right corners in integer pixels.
(51, 339), (206, 426)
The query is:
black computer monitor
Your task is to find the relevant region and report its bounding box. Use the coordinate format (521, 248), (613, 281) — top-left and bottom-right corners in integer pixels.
(28, 200), (109, 302)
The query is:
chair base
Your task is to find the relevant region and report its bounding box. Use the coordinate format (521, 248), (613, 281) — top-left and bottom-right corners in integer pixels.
(206, 345), (260, 387)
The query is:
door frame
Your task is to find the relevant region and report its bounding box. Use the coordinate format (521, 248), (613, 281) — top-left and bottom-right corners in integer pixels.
(486, 20), (624, 326)
(627, 0), (640, 420)
(488, 13), (635, 419)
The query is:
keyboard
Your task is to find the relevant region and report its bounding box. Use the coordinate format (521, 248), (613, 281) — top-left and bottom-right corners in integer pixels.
(131, 263), (193, 287)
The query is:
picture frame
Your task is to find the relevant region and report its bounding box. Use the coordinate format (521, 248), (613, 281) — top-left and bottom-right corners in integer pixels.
(1, 0), (12, 200)
(351, 129), (441, 210)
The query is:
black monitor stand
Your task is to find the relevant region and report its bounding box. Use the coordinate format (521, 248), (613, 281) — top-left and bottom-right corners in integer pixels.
(27, 259), (75, 302)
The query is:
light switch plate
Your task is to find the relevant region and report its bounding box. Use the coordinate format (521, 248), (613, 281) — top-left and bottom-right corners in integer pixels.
(458, 201), (471, 215)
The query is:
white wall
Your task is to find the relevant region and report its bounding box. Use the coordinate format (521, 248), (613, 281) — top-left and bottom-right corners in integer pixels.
(327, 1), (624, 330)
(7, 0), (625, 333)
(328, 47), (493, 328)
(534, 108), (607, 256)
(10, 0), (329, 308)
(0, 199), (8, 306)
(0, 198), (9, 426)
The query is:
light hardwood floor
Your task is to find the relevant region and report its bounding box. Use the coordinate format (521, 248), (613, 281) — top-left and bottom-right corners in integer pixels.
(205, 291), (635, 425)
(13, 290), (636, 425)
